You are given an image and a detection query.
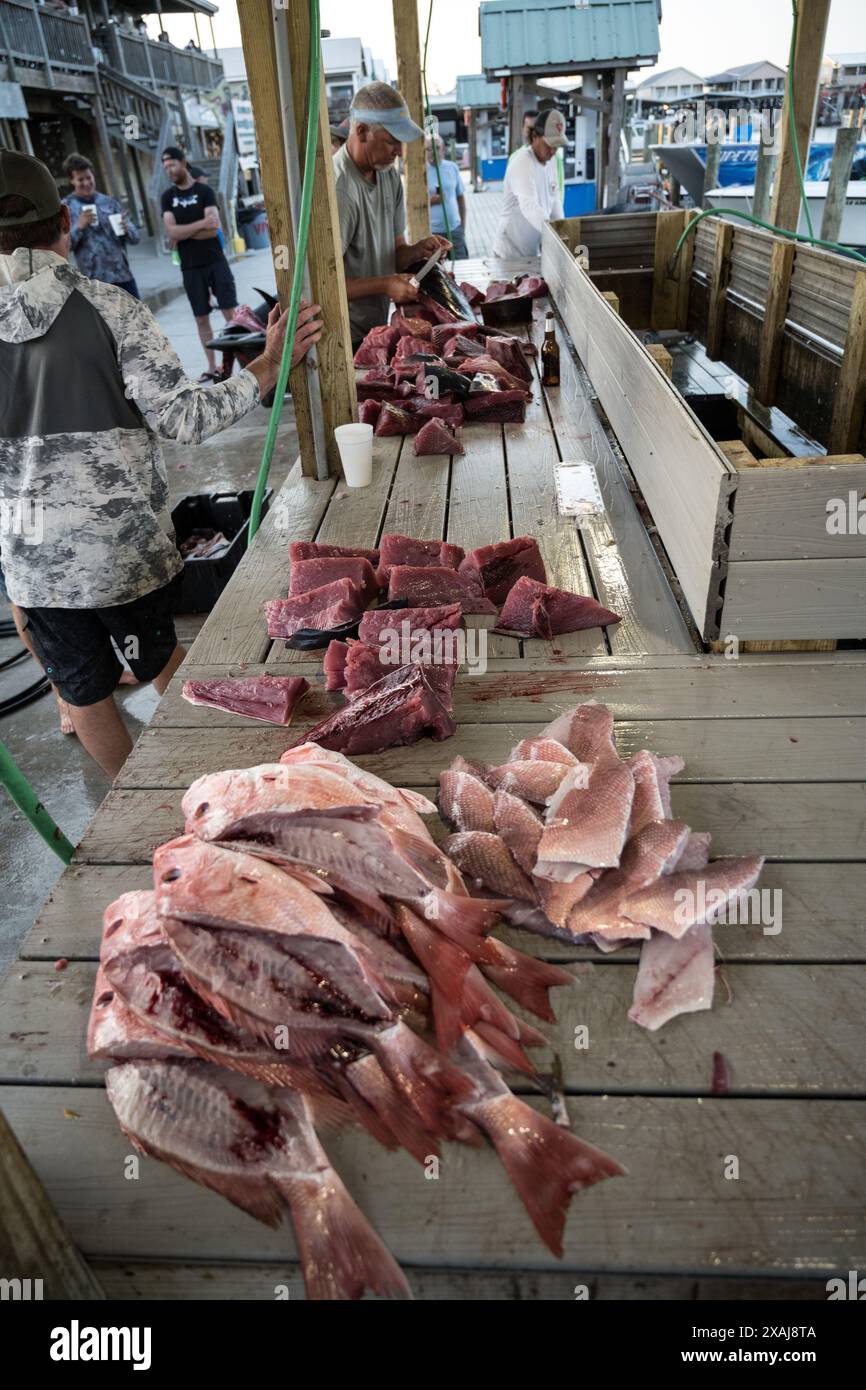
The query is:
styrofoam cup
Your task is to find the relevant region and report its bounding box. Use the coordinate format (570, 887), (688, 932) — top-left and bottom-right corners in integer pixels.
(109, 212), (125, 237)
(335, 422), (373, 487)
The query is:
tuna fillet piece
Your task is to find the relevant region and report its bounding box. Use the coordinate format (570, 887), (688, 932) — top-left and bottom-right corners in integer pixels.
(388, 565), (497, 615)
(106, 1061), (411, 1300)
(536, 762), (635, 882)
(181, 676), (310, 726)
(439, 763), (497, 832)
(289, 541), (380, 567)
(352, 320), (401, 365)
(627, 750), (685, 835)
(455, 1034), (624, 1257)
(567, 820), (691, 938)
(484, 335), (532, 383)
(323, 640), (349, 691)
(290, 662), (455, 755)
(392, 314), (433, 341)
(414, 418), (464, 456)
(374, 402), (419, 436)
(359, 603), (463, 645)
(619, 855), (765, 939)
(542, 703), (621, 771)
(628, 925), (715, 1032)
(358, 398), (381, 425)
(265, 579), (365, 638)
(445, 831), (538, 903)
(378, 535), (465, 577)
(498, 576), (621, 637)
(289, 556), (380, 605)
(394, 334), (434, 360)
(458, 536), (547, 606)
(457, 355), (531, 395)
(462, 390), (527, 424)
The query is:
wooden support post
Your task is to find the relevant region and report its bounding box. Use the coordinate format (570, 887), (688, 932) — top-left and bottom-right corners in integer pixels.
(0, 1107), (105, 1300)
(770, 0), (831, 232)
(705, 219), (733, 360)
(392, 0), (431, 244)
(752, 140), (777, 223)
(508, 73), (525, 153)
(604, 67), (624, 208)
(669, 174), (680, 207)
(646, 342), (673, 377)
(829, 269), (866, 453)
(676, 209), (698, 329)
(820, 124), (858, 243)
(702, 137), (721, 208)
(282, 1), (358, 473)
(651, 209), (689, 330)
(755, 238), (795, 405)
(237, 0), (319, 477)
(468, 108), (477, 186)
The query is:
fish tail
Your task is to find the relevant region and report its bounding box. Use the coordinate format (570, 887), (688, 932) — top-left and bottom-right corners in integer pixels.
(277, 1171), (412, 1300)
(395, 907), (472, 1049)
(426, 888), (504, 937)
(478, 943), (573, 1023)
(431, 980), (468, 1053)
(470, 1020), (539, 1078)
(372, 1020), (474, 1133)
(469, 1095), (624, 1257)
(331, 1067), (400, 1151)
(462, 964), (522, 1040)
(343, 1054), (438, 1165)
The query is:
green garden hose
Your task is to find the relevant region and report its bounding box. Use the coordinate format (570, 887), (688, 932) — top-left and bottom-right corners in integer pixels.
(0, 740), (74, 864)
(248, 0), (321, 542)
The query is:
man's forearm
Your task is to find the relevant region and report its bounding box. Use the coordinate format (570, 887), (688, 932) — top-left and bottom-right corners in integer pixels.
(345, 274), (391, 301)
(189, 227), (219, 241)
(169, 218), (213, 242)
(245, 354), (280, 396)
(458, 198), (466, 226)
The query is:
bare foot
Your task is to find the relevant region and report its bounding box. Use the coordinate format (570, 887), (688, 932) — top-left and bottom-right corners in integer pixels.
(56, 695), (76, 736)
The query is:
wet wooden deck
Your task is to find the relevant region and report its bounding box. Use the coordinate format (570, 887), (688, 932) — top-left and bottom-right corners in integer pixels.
(1, 260), (863, 1300)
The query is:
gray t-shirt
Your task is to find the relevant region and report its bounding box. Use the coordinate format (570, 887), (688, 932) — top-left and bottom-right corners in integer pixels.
(333, 144), (406, 345)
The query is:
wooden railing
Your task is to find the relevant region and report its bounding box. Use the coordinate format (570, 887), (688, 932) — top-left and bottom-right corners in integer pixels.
(0, 0), (94, 74)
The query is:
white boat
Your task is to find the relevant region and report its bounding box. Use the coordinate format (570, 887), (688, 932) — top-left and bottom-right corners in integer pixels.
(704, 180), (866, 249)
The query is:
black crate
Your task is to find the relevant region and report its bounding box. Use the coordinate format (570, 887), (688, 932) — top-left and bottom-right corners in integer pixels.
(170, 489), (272, 614)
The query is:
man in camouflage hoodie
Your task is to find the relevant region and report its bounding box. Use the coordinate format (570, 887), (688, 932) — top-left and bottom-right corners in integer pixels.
(0, 151), (322, 778)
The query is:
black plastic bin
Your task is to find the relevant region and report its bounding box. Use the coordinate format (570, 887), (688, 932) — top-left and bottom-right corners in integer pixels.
(170, 488), (272, 614)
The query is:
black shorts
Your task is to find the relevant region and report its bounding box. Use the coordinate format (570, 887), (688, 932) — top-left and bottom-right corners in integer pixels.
(20, 576), (181, 707)
(182, 258), (238, 318)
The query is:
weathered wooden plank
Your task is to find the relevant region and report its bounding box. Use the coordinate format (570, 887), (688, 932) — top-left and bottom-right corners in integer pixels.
(533, 308), (694, 655)
(87, 1260), (832, 1301)
(188, 463), (335, 666)
(730, 461), (866, 561)
(3, 1087), (862, 1272)
(19, 862), (866, 965)
(5, 960), (863, 1097)
(115, 716), (866, 791)
(705, 220), (733, 360)
(829, 269), (866, 454)
(755, 238), (795, 406)
(769, 0), (832, 232)
(152, 655), (866, 726)
(651, 209), (688, 330)
(542, 224), (733, 639)
(722, 559), (866, 640)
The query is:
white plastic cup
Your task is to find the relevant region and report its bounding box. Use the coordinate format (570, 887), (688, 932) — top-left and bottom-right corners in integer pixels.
(335, 422), (374, 487)
(109, 212), (125, 237)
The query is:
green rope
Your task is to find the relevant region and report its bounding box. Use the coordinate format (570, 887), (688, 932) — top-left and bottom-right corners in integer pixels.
(422, 0), (453, 259)
(248, 0), (321, 542)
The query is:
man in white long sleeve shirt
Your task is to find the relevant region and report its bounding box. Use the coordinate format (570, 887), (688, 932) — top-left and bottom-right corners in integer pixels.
(494, 105), (566, 259)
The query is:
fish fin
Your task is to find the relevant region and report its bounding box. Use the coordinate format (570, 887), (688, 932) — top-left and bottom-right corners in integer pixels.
(395, 907), (472, 1047)
(372, 1020), (474, 1133)
(342, 1055), (438, 1165)
(478, 941), (573, 1022)
(470, 1020), (539, 1078)
(426, 888), (504, 938)
(331, 1068), (401, 1151)
(461, 964), (522, 1040)
(277, 1170), (412, 1300)
(470, 1095), (624, 1257)
(431, 980), (469, 1053)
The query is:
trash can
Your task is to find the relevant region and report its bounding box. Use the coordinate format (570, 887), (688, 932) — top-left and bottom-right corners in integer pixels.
(238, 204), (270, 250)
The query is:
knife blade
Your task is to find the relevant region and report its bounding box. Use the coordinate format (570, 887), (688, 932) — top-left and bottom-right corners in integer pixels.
(409, 246), (445, 289)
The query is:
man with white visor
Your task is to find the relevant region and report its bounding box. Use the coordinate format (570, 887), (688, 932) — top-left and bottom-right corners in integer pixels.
(494, 103), (566, 259)
(333, 80), (451, 347)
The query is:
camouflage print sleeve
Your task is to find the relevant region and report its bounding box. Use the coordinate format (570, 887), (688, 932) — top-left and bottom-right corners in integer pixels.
(97, 289), (261, 445)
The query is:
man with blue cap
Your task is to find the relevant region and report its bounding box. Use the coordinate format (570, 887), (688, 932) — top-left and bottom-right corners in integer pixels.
(333, 81), (451, 347)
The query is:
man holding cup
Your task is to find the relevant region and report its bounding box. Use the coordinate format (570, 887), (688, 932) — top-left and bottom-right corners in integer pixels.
(62, 153), (141, 299)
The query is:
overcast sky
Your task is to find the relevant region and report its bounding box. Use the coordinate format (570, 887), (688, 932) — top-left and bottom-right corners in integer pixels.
(159, 0), (866, 91)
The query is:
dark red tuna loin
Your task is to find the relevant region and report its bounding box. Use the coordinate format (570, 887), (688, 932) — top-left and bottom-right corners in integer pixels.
(458, 536), (547, 606)
(484, 335), (532, 383)
(358, 398), (381, 426)
(378, 535), (465, 577)
(388, 565), (497, 615)
(374, 402), (419, 436)
(358, 603), (463, 644)
(292, 663), (455, 754)
(392, 315), (433, 341)
(265, 579), (365, 637)
(323, 640), (349, 691)
(458, 281), (485, 307)
(181, 676), (310, 725)
(497, 576), (621, 636)
(414, 418), (464, 456)
(289, 541), (380, 567)
(462, 391), (527, 424)
(289, 556), (380, 605)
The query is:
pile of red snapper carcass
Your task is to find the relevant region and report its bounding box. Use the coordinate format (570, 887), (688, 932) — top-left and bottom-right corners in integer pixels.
(440, 702), (764, 1031)
(90, 740), (625, 1301)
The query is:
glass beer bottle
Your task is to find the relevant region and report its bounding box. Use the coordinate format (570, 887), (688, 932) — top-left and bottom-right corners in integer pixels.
(541, 310), (560, 387)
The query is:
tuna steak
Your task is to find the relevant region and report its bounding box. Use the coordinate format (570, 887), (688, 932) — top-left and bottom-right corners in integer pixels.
(353, 321), (401, 365)
(498, 576), (621, 637)
(392, 315), (433, 341)
(265, 579), (365, 638)
(484, 335), (532, 383)
(462, 390), (527, 424)
(290, 663), (455, 755)
(388, 565), (497, 615)
(358, 603), (463, 645)
(323, 640), (349, 691)
(456, 356), (531, 395)
(358, 398), (381, 425)
(289, 541), (380, 567)
(414, 418), (464, 456)
(378, 535), (465, 577)
(289, 556), (380, 605)
(105, 1060), (411, 1299)
(458, 536), (546, 606)
(374, 402), (418, 437)
(181, 676), (310, 725)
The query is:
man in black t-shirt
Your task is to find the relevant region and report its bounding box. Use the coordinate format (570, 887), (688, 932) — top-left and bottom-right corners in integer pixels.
(160, 146), (238, 382)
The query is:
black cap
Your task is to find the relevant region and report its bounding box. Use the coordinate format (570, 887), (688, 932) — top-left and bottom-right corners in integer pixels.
(0, 150), (62, 226)
(161, 146), (187, 163)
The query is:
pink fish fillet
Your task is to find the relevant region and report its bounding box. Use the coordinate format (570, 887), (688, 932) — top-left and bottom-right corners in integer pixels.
(455, 1034), (624, 1257)
(537, 875), (596, 932)
(105, 1061), (411, 1300)
(541, 703), (621, 770)
(619, 855), (765, 939)
(493, 789), (543, 874)
(438, 765), (497, 832)
(507, 735), (578, 765)
(445, 831), (538, 902)
(567, 820), (691, 938)
(278, 743), (436, 828)
(678, 831), (712, 870)
(536, 762), (635, 882)
(628, 925), (716, 1031)
(485, 758), (578, 805)
(627, 750), (685, 835)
